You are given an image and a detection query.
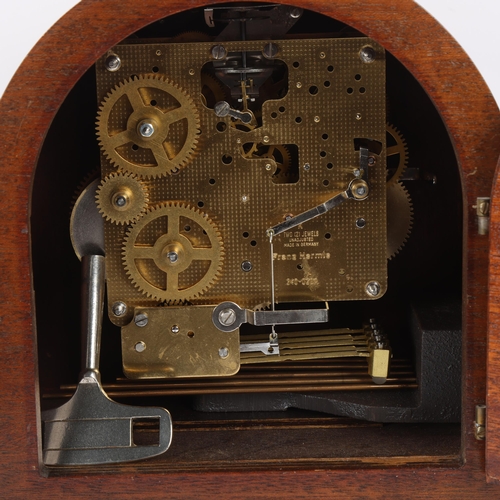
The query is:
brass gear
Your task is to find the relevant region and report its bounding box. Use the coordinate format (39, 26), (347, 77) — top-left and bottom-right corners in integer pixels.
(253, 302), (272, 311)
(96, 172), (149, 224)
(96, 75), (200, 178)
(386, 123), (408, 186)
(201, 72), (231, 108)
(123, 203), (224, 302)
(255, 144), (293, 180)
(386, 182), (413, 259)
(70, 167), (99, 215)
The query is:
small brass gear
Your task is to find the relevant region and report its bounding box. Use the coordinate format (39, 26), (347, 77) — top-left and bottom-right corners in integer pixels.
(96, 172), (149, 224)
(255, 144), (293, 180)
(96, 75), (200, 178)
(387, 182), (413, 259)
(123, 202), (224, 302)
(386, 123), (409, 186)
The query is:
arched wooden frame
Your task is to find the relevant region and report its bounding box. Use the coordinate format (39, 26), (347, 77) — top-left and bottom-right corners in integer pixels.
(1, 0), (499, 496)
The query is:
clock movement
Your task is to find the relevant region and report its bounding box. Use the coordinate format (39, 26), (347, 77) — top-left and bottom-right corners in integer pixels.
(1, 0), (500, 497)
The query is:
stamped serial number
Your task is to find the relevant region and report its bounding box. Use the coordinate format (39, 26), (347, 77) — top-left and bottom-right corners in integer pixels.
(286, 277), (320, 287)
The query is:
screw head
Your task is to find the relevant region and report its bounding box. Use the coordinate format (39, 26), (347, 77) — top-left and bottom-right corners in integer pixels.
(218, 308), (236, 327)
(241, 260), (253, 272)
(351, 179), (369, 199)
(263, 42), (279, 59)
(211, 44), (227, 60)
(167, 251), (179, 263)
(171, 324), (180, 334)
(241, 195), (249, 203)
(214, 100), (230, 117)
(356, 113), (362, 120)
(134, 312), (149, 328)
(263, 136), (270, 143)
(360, 46), (376, 63)
(265, 163), (272, 171)
(114, 194), (128, 208)
(134, 341), (146, 353)
(219, 347), (229, 359)
(366, 281), (381, 297)
(303, 163), (311, 171)
(105, 54), (121, 72)
(314, 116), (320, 123)
(112, 301), (127, 317)
(356, 218), (366, 229)
(138, 121), (155, 138)
(290, 7), (302, 19)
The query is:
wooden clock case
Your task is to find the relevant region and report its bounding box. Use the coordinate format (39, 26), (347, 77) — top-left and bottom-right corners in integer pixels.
(1, 0), (500, 497)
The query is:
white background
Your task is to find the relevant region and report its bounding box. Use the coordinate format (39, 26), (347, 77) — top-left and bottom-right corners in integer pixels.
(0, 0), (499, 107)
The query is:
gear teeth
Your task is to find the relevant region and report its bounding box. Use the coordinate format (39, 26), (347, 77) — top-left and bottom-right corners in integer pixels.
(69, 167), (100, 216)
(96, 172), (149, 225)
(386, 123), (409, 187)
(201, 71), (231, 107)
(387, 182), (413, 260)
(162, 299), (191, 307)
(253, 302), (272, 311)
(122, 202), (224, 302)
(96, 74), (200, 178)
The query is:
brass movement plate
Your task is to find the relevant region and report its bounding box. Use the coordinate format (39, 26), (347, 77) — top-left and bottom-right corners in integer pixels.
(95, 37), (387, 328)
(122, 306), (240, 378)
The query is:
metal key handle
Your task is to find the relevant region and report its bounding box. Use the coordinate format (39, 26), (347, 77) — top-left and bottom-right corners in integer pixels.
(42, 255), (173, 466)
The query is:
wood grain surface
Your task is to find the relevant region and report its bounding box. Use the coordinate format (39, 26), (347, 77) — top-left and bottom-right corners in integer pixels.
(488, 157), (500, 481)
(0, 0), (499, 497)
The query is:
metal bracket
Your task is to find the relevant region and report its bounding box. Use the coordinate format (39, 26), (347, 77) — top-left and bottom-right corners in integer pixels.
(240, 332), (280, 356)
(474, 197), (490, 235)
(474, 404), (486, 440)
(212, 301), (329, 332)
(267, 147), (370, 236)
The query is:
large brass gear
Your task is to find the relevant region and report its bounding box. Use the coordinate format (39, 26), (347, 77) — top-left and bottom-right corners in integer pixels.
(386, 182), (413, 259)
(123, 203), (224, 302)
(96, 75), (200, 178)
(386, 123), (409, 186)
(96, 172), (149, 224)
